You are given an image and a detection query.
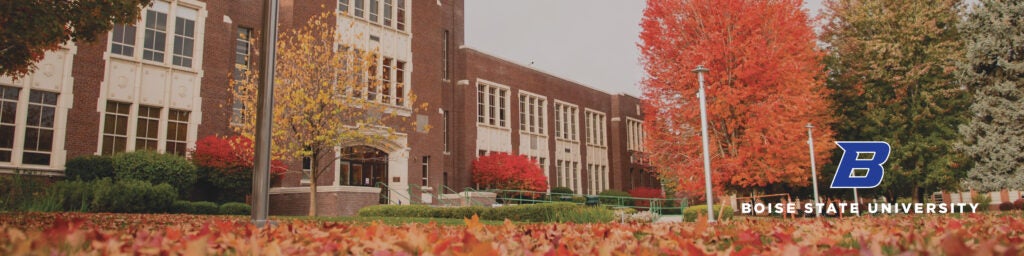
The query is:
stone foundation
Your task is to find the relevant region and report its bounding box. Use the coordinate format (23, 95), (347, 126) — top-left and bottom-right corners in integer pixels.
(269, 186), (381, 216)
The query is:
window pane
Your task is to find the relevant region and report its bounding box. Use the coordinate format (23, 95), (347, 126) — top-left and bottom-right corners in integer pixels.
(143, 5), (168, 62)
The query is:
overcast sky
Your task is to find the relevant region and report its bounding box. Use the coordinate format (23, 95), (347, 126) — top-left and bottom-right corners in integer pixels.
(464, 1), (827, 96)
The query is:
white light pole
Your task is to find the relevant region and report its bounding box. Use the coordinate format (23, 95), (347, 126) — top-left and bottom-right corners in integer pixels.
(693, 65), (714, 223)
(252, 0), (280, 228)
(806, 123), (820, 218)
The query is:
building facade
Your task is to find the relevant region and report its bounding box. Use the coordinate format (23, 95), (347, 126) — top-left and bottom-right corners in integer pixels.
(0, 0), (658, 210)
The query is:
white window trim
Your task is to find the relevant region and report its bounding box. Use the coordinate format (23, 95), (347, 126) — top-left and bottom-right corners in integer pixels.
(553, 100), (579, 143)
(584, 108), (607, 148)
(626, 117), (645, 152)
(475, 79), (511, 130)
(518, 90), (547, 136)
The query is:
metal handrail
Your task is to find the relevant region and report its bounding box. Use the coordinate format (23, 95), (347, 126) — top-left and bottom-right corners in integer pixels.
(482, 188), (690, 215)
(375, 182), (413, 205)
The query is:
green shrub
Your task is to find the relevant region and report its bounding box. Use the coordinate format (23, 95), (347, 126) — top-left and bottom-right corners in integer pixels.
(171, 200), (193, 214)
(219, 202), (252, 215)
(64, 155), (114, 181)
(190, 201), (219, 215)
(550, 187), (574, 196)
(112, 151), (197, 192)
(973, 194), (992, 212)
(598, 189), (632, 206)
(682, 205), (734, 222)
(92, 179), (177, 213)
(47, 179), (107, 212)
(0, 170), (49, 211)
(358, 203), (613, 223)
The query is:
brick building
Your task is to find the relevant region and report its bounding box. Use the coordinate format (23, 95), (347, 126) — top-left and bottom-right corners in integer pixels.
(0, 0), (658, 214)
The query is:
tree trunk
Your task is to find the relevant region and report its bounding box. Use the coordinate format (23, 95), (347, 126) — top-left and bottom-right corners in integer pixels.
(309, 154), (318, 216)
(912, 185), (920, 203)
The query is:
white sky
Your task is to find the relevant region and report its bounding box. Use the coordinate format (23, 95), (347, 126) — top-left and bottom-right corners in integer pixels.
(465, 0), (827, 96)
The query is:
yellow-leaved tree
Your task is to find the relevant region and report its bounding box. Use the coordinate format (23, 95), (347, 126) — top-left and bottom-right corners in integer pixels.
(233, 12), (422, 216)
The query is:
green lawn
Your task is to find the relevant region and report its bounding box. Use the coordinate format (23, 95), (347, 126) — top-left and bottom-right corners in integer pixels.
(276, 215), (507, 226)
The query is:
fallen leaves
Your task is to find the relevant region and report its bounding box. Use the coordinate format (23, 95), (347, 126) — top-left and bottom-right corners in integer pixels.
(1, 212), (1023, 255)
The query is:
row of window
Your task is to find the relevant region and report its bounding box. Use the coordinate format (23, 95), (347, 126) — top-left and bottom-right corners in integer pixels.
(0, 86), (57, 166)
(478, 85), (615, 145)
(111, 1), (199, 68)
(338, 0), (407, 31)
(587, 164), (609, 194)
(101, 102), (190, 156)
(555, 160), (581, 194)
(627, 118), (645, 152)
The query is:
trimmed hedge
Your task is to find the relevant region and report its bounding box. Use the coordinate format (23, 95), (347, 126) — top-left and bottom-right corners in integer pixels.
(190, 201), (219, 215)
(171, 201), (194, 214)
(112, 150), (198, 192)
(598, 189), (632, 206)
(358, 203), (614, 223)
(219, 202), (252, 215)
(92, 179), (177, 213)
(64, 155), (114, 181)
(683, 205), (735, 222)
(550, 187), (575, 195)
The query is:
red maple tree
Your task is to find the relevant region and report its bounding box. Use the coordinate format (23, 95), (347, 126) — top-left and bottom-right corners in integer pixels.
(639, 0), (835, 197)
(191, 135), (286, 176)
(472, 153), (548, 193)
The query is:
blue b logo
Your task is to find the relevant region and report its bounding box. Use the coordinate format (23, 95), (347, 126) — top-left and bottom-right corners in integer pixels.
(830, 141), (890, 189)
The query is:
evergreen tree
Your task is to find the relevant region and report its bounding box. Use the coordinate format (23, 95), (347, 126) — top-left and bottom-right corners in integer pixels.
(957, 0), (1024, 192)
(821, 0), (970, 201)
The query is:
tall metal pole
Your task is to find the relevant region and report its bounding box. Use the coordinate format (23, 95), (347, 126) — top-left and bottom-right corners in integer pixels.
(693, 65), (714, 223)
(806, 123), (820, 218)
(853, 188), (860, 216)
(251, 0), (280, 228)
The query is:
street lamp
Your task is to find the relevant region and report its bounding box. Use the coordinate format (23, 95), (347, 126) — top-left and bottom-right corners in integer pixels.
(806, 123), (820, 218)
(692, 65), (714, 223)
(252, 0), (280, 228)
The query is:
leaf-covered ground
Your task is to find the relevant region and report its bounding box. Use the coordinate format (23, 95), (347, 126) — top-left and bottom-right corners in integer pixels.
(2, 212), (1023, 255)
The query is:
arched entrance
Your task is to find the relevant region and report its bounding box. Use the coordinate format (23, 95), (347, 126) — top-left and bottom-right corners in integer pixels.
(335, 146), (389, 187)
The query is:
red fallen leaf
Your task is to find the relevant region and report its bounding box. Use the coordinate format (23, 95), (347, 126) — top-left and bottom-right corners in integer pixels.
(940, 233), (971, 255)
(165, 227), (182, 241)
(736, 230), (761, 248)
(947, 219), (962, 230)
(733, 246), (758, 256)
(432, 237), (456, 255)
(772, 230), (793, 244)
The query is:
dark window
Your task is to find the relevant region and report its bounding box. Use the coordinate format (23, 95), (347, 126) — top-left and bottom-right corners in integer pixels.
(395, 61), (405, 106)
(102, 102), (131, 155)
(369, 0), (379, 22)
(442, 30), (449, 80)
(166, 109), (189, 155)
(22, 91), (58, 165)
(0, 86), (19, 162)
(232, 27), (252, 125)
(339, 0), (349, 12)
(443, 110), (449, 152)
(111, 24), (137, 57)
(142, 5), (168, 62)
(135, 106), (161, 151)
(383, 0), (393, 27)
(421, 156), (429, 186)
(381, 58), (392, 104)
(171, 8), (197, 67)
(396, 0), (406, 30)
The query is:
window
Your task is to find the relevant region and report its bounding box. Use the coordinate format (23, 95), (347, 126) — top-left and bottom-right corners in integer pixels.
(443, 110), (449, 152)
(476, 82), (509, 128)
(102, 102), (131, 155)
(588, 164), (607, 194)
(572, 162), (579, 194)
(110, 24), (137, 57)
(519, 93), (546, 135)
(354, 0), (364, 17)
(301, 155), (312, 184)
(232, 27), (252, 125)
(627, 118), (645, 152)
(585, 110), (606, 147)
(142, 1), (169, 62)
(366, 55), (378, 101)
(339, 0), (349, 12)
(396, 0), (406, 30)
(166, 110), (189, 156)
(381, 58), (392, 104)
(21, 91), (57, 165)
(442, 30), (449, 80)
(383, 0), (393, 27)
(556, 160), (564, 187)
(369, 0), (379, 22)
(172, 6), (197, 67)
(421, 156), (429, 186)
(0, 86), (19, 162)
(395, 61), (405, 106)
(554, 102), (578, 141)
(135, 106), (161, 151)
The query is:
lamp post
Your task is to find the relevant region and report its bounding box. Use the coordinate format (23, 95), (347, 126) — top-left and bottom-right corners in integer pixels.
(251, 0), (280, 228)
(692, 65), (714, 223)
(806, 123), (820, 218)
